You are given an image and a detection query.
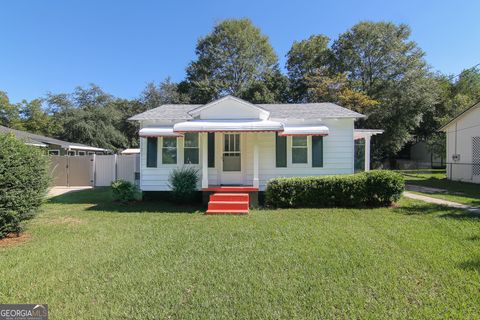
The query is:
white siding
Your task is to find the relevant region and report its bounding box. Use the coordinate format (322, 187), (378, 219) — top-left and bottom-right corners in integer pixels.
(139, 118), (355, 191)
(444, 105), (480, 183)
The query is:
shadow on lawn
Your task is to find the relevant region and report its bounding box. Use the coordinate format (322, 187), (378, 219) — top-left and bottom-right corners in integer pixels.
(395, 203), (480, 220)
(48, 187), (203, 214)
(458, 259), (480, 272)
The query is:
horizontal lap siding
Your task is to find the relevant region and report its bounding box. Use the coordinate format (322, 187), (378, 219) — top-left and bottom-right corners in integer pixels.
(244, 119), (354, 190)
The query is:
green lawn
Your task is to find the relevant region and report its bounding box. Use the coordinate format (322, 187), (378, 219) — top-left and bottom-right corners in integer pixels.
(1, 188), (480, 319)
(400, 169), (480, 207)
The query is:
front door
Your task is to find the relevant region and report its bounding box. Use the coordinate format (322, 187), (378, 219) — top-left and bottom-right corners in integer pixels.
(221, 133), (242, 185)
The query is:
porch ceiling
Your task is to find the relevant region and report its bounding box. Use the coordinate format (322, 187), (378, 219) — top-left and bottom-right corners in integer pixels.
(173, 119), (283, 133)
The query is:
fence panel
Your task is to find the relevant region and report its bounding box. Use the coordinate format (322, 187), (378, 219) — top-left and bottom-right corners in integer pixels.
(68, 156), (94, 186)
(94, 155), (116, 186)
(117, 155), (136, 183)
(50, 156), (68, 186)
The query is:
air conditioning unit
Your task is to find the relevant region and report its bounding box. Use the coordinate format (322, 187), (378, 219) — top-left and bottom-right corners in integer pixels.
(452, 154), (460, 161)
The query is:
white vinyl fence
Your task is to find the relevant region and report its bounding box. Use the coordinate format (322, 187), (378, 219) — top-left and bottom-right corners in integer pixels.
(94, 155), (140, 186)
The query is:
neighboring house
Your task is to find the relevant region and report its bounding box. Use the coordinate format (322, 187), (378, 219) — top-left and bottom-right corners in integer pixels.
(129, 95), (382, 210)
(395, 140), (445, 170)
(439, 101), (480, 183)
(0, 125), (109, 155)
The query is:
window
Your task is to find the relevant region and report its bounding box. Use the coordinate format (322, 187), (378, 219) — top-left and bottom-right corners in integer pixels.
(78, 151), (86, 156)
(48, 150), (60, 156)
(146, 137), (157, 167)
(312, 136), (323, 167)
(292, 136), (307, 164)
(208, 133), (215, 168)
(275, 133), (287, 167)
(162, 137), (177, 164)
(88, 152), (95, 155)
(184, 133), (199, 164)
(67, 150), (76, 156)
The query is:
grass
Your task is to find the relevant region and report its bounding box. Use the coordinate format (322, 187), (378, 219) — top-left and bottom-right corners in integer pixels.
(1, 188), (480, 319)
(400, 169), (480, 207)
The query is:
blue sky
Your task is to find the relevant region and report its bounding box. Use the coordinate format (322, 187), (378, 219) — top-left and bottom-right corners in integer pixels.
(1, 0), (479, 103)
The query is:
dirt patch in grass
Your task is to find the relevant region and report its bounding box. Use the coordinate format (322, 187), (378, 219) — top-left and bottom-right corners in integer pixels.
(0, 232), (31, 247)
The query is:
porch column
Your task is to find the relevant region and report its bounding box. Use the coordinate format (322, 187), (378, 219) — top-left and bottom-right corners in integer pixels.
(201, 133), (208, 188)
(253, 133), (259, 188)
(364, 135), (371, 172)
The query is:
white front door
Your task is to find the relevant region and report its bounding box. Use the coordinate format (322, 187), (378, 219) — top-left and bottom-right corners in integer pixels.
(221, 133), (243, 185)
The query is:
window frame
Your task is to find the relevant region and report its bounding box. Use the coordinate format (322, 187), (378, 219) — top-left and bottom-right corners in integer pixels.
(162, 137), (177, 165)
(48, 149), (60, 156)
(290, 136), (309, 165)
(78, 151), (86, 156)
(183, 133), (199, 165)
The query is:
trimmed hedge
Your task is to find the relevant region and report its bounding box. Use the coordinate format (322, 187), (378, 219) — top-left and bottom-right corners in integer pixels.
(265, 170), (404, 208)
(0, 134), (50, 238)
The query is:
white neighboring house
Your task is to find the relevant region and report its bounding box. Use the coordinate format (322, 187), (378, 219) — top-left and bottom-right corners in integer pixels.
(129, 96), (382, 192)
(440, 101), (480, 183)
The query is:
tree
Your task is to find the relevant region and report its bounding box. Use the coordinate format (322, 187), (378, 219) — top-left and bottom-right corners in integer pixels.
(47, 85), (129, 151)
(286, 35), (331, 102)
(332, 21), (439, 161)
(18, 99), (52, 135)
(0, 91), (22, 129)
(186, 19), (279, 103)
(305, 71), (379, 113)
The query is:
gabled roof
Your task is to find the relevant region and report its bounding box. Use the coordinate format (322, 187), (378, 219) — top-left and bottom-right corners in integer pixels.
(0, 125), (108, 151)
(128, 96), (365, 121)
(439, 101), (480, 131)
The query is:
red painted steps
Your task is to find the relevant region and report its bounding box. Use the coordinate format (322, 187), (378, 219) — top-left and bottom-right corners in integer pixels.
(206, 192), (249, 215)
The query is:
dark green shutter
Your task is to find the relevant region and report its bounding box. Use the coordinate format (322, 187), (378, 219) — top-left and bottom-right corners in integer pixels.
(146, 137), (157, 168)
(275, 133), (287, 167)
(208, 133), (215, 168)
(312, 136), (323, 167)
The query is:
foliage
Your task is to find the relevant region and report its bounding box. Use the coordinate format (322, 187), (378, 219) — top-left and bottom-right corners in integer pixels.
(265, 170), (404, 208)
(286, 34), (332, 102)
(331, 22), (439, 160)
(186, 18), (279, 103)
(168, 166), (199, 202)
(0, 91), (23, 129)
(0, 133), (50, 238)
(111, 179), (142, 203)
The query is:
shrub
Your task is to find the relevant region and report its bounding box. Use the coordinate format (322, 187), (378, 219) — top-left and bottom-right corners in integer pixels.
(111, 179), (142, 202)
(168, 167), (199, 203)
(0, 134), (50, 238)
(265, 170), (404, 208)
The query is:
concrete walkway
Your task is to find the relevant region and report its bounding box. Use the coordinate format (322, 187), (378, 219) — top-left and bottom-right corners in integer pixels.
(403, 191), (480, 213)
(48, 186), (93, 197)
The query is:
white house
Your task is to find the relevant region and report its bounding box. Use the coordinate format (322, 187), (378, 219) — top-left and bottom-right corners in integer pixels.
(439, 101), (480, 183)
(129, 96), (382, 212)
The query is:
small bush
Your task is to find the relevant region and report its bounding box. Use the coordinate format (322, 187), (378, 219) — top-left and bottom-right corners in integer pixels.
(0, 133), (50, 238)
(168, 167), (199, 203)
(265, 170), (404, 208)
(111, 179), (142, 202)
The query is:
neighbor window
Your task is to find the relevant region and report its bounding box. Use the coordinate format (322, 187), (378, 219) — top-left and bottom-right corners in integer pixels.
(67, 150), (76, 156)
(78, 151), (86, 156)
(48, 150), (60, 156)
(162, 137), (177, 164)
(292, 136), (307, 164)
(184, 133), (199, 164)
(146, 137), (157, 167)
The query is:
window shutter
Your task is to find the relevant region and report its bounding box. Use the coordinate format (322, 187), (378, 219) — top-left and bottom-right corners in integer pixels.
(146, 137), (157, 168)
(208, 133), (215, 168)
(276, 133), (287, 167)
(312, 136), (323, 167)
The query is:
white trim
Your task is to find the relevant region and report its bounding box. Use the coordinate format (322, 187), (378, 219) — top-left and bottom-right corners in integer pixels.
(188, 95), (270, 119)
(139, 127), (182, 137)
(280, 125), (329, 136)
(48, 149), (60, 156)
(173, 119), (282, 132)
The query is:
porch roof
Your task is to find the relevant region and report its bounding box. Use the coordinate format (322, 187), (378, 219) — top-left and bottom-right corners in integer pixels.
(173, 120), (283, 133)
(139, 127), (182, 137)
(279, 125), (329, 136)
